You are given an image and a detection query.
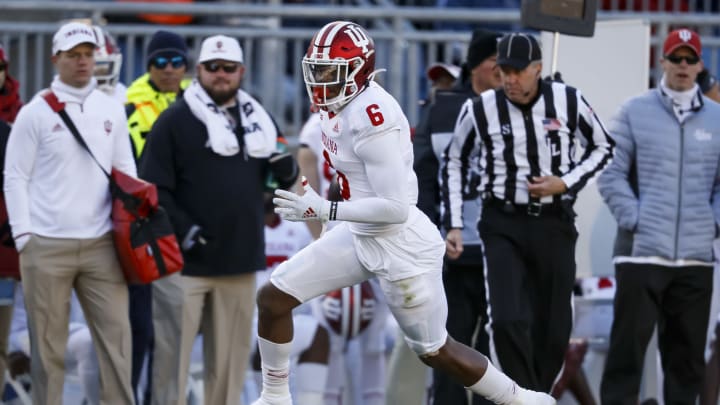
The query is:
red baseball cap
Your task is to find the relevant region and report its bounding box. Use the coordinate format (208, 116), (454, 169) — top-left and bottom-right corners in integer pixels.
(663, 28), (702, 57)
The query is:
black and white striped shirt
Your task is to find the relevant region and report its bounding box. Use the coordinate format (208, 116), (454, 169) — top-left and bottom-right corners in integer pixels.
(442, 80), (614, 229)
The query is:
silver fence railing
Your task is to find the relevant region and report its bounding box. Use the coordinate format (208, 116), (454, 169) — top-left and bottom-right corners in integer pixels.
(1, 1), (720, 136)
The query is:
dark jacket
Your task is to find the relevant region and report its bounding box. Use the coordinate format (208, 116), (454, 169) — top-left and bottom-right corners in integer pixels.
(413, 80), (483, 265)
(140, 98), (294, 276)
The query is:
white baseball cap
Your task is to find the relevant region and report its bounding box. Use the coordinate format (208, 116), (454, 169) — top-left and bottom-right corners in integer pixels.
(52, 22), (97, 55)
(426, 62), (461, 82)
(198, 35), (243, 64)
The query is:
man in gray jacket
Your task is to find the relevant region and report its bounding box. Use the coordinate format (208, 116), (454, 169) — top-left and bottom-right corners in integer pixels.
(598, 28), (720, 404)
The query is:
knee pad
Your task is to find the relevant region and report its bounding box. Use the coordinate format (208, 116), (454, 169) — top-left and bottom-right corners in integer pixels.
(380, 273), (448, 356)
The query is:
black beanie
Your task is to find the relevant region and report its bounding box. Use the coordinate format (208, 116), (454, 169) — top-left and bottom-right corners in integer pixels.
(466, 29), (502, 70)
(146, 30), (188, 68)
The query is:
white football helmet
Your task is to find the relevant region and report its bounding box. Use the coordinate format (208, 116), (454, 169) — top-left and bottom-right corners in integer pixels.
(92, 26), (122, 94)
(302, 21), (377, 112)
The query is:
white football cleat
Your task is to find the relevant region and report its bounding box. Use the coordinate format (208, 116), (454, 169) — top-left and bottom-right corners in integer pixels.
(511, 388), (556, 405)
(250, 396), (292, 405)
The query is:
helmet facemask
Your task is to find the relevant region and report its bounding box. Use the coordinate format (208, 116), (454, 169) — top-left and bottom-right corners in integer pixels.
(302, 54), (369, 112)
(94, 53), (122, 92)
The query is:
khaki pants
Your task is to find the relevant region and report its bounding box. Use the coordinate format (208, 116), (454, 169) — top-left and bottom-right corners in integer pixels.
(19, 233), (133, 405)
(152, 272), (256, 405)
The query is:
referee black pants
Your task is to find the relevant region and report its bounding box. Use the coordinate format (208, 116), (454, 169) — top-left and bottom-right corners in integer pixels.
(600, 262), (713, 405)
(479, 203), (577, 392)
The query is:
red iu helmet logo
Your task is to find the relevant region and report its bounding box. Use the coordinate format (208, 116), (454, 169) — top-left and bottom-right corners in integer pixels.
(216, 41), (223, 49)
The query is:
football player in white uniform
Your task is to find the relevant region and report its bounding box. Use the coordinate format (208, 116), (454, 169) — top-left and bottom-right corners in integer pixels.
(252, 21), (556, 405)
(298, 107), (392, 405)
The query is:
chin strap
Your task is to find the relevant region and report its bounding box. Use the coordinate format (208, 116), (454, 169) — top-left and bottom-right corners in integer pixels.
(367, 68), (386, 82)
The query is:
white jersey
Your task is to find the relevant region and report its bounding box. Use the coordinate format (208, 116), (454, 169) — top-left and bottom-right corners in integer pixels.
(298, 113), (335, 199)
(319, 81), (417, 236)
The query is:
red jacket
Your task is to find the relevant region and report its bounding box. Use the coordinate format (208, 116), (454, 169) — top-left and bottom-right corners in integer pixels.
(0, 75), (22, 123)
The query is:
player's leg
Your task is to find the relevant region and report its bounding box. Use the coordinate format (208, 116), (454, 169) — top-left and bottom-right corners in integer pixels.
(253, 224), (372, 405)
(380, 270), (556, 405)
(250, 308), (329, 404)
(361, 207), (553, 404)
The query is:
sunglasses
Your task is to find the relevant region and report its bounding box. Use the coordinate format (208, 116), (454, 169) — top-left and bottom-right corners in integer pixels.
(203, 62), (240, 74)
(151, 55), (186, 70)
(665, 55), (700, 65)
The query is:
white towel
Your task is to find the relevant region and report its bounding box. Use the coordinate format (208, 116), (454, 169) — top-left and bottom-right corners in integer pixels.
(183, 80), (278, 157)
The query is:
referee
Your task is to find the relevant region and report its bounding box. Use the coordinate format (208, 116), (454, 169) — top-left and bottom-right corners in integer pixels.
(442, 32), (614, 392)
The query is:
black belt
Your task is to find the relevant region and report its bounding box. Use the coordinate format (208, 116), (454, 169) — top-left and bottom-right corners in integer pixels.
(482, 195), (565, 217)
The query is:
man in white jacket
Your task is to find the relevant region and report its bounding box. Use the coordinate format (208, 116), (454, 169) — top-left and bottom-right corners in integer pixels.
(3, 21), (136, 405)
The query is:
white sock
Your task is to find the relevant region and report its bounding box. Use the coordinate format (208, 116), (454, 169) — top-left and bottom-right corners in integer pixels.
(258, 336), (294, 399)
(467, 361), (519, 404)
(295, 362), (328, 405)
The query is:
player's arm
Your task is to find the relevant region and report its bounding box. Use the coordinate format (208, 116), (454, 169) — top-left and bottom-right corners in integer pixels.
(274, 129), (409, 225)
(338, 128), (409, 223)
